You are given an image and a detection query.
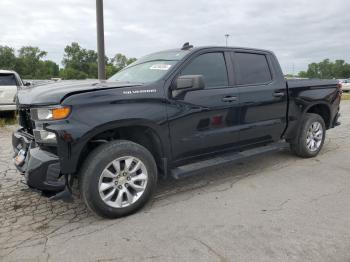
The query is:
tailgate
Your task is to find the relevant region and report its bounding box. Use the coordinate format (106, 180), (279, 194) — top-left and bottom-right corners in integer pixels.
(0, 85), (17, 104)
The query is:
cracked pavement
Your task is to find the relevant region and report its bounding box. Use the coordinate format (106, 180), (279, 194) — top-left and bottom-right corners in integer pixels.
(1, 101), (350, 262)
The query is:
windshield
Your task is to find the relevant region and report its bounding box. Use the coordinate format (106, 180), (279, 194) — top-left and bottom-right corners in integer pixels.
(108, 60), (178, 83)
(108, 49), (190, 83)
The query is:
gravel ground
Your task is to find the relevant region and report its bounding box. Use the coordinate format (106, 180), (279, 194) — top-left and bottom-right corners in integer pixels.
(0, 101), (350, 262)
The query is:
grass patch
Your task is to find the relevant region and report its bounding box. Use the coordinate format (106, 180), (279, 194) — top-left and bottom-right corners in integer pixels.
(342, 92), (350, 101)
(0, 112), (18, 127)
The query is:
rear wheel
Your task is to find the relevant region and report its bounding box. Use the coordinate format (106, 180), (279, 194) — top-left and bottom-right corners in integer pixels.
(80, 140), (157, 218)
(290, 113), (326, 158)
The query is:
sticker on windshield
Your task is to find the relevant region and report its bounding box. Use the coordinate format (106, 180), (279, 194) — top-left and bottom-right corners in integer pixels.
(150, 64), (172, 70)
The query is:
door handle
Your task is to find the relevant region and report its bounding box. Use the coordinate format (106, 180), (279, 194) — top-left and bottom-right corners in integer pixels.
(273, 92), (285, 97)
(222, 96), (238, 102)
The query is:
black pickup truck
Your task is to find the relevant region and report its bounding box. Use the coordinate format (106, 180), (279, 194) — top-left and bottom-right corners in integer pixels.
(12, 44), (341, 218)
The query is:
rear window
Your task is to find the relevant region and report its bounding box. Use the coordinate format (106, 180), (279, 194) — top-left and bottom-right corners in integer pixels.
(235, 53), (272, 85)
(0, 74), (17, 86)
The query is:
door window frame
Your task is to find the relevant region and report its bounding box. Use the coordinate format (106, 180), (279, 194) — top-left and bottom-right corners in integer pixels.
(230, 51), (274, 87)
(169, 49), (236, 92)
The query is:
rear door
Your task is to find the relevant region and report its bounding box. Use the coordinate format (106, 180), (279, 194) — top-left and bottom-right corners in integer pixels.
(231, 51), (287, 144)
(167, 51), (240, 161)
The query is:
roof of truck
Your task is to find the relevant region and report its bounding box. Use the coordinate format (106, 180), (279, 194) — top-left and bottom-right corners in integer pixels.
(157, 46), (274, 54)
(190, 46), (273, 53)
(135, 46), (275, 65)
(0, 69), (16, 74)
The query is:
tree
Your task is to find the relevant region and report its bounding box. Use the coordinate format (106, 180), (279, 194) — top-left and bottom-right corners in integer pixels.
(318, 59), (333, 79)
(15, 46), (59, 79)
(0, 43), (137, 80)
(112, 53), (136, 71)
(61, 43), (137, 79)
(18, 46), (47, 60)
(299, 59), (350, 79)
(104, 53), (137, 78)
(0, 46), (17, 69)
(59, 68), (88, 80)
(333, 60), (350, 78)
(62, 42), (98, 79)
(39, 60), (60, 79)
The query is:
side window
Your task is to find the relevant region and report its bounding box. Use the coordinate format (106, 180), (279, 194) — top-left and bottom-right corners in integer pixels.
(235, 53), (272, 85)
(181, 52), (228, 88)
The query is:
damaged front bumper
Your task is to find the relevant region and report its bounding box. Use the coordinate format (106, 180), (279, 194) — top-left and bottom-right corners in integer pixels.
(12, 129), (65, 192)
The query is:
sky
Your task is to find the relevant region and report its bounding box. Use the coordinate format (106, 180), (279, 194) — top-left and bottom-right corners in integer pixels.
(1, 0), (349, 74)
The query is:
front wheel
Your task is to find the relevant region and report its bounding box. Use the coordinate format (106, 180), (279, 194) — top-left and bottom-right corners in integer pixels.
(79, 140), (158, 218)
(290, 113), (326, 158)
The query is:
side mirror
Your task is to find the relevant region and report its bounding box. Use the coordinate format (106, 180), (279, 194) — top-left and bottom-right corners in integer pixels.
(23, 81), (31, 87)
(173, 75), (205, 97)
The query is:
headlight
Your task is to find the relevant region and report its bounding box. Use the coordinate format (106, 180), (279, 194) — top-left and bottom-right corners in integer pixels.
(31, 106), (71, 121)
(33, 130), (57, 144)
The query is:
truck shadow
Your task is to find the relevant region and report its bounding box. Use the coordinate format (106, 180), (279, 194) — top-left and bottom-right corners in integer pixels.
(153, 148), (294, 203)
(63, 148), (296, 211)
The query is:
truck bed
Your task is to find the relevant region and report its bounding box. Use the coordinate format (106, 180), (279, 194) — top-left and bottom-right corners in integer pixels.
(287, 79), (339, 88)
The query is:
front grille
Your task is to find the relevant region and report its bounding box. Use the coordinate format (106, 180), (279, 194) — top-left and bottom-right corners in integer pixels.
(18, 107), (34, 134)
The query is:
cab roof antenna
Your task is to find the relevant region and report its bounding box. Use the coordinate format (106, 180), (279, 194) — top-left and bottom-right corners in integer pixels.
(181, 42), (193, 50)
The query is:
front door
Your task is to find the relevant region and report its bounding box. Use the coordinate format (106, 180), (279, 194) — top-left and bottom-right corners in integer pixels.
(167, 51), (240, 162)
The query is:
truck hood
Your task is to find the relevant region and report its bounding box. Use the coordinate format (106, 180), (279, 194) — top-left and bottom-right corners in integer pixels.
(17, 80), (143, 105)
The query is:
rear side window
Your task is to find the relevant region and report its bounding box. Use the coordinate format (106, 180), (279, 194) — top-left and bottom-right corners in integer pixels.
(0, 74), (17, 86)
(235, 53), (272, 85)
(181, 52), (228, 88)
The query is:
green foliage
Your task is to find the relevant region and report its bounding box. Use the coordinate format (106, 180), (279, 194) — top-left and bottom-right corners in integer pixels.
(0, 46), (17, 69)
(61, 43), (136, 79)
(299, 59), (350, 79)
(0, 43), (136, 80)
(59, 68), (88, 80)
(41, 60), (60, 78)
(0, 45), (59, 79)
(16, 46), (49, 79)
(62, 42), (98, 79)
(106, 64), (118, 78)
(112, 53), (137, 71)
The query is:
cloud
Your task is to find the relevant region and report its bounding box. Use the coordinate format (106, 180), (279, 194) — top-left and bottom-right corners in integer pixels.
(0, 0), (349, 73)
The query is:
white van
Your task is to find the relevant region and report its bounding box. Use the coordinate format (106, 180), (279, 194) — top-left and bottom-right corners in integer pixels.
(0, 70), (25, 111)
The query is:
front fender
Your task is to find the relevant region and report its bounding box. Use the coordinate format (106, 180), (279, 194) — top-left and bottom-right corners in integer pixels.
(45, 85), (170, 174)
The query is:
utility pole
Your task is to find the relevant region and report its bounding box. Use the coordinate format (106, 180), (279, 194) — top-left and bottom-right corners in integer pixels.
(225, 34), (230, 47)
(96, 0), (106, 80)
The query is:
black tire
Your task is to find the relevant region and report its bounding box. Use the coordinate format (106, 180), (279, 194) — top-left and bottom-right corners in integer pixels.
(79, 140), (158, 218)
(290, 113), (326, 158)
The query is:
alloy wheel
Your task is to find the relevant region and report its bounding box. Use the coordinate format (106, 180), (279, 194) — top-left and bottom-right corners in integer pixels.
(98, 156), (148, 208)
(306, 121), (323, 152)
